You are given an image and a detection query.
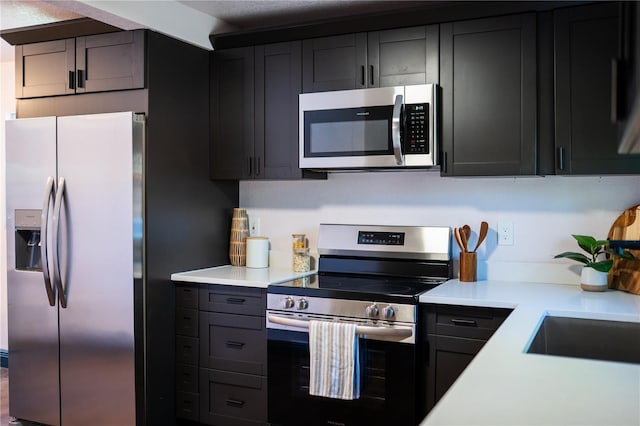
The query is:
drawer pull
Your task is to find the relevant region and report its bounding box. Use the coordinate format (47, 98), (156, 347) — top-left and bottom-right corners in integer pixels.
(226, 398), (245, 408)
(226, 340), (245, 349)
(226, 297), (246, 305)
(451, 318), (477, 327)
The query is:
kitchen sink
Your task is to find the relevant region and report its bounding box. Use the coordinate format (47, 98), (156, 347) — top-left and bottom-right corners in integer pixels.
(527, 315), (640, 364)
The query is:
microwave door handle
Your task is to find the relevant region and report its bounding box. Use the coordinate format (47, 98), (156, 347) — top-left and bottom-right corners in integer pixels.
(392, 94), (404, 165)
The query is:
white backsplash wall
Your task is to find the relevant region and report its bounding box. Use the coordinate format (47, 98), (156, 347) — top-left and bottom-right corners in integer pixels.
(240, 171), (640, 283)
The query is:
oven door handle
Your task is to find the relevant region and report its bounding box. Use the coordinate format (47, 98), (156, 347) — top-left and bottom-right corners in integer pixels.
(267, 314), (413, 339)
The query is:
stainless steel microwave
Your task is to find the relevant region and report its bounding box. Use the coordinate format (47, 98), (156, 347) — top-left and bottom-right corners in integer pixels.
(299, 84), (439, 170)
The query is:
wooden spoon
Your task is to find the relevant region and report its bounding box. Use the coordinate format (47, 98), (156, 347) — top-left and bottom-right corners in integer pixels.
(462, 224), (471, 243)
(459, 227), (469, 252)
(454, 227), (466, 252)
(472, 221), (489, 252)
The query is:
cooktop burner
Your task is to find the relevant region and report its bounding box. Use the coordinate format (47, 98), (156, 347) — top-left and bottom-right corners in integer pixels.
(269, 273), (444, 304)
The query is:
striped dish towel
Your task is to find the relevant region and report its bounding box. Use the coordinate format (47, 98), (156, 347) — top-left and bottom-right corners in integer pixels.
(308, 320), (360, 400)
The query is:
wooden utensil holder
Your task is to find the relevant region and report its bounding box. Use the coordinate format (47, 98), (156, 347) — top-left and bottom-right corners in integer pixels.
(459, 252), (477, 282)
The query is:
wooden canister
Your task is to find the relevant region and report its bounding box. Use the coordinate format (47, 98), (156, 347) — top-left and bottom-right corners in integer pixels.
(229, 208), (249, 266)
(459, 251), (477, 282)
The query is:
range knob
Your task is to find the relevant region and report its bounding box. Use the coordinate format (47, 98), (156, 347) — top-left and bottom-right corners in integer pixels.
(296, 298), (309, 310)
(282, 296), (295, 309)
(382, 305), (396, 320)
(366, 304), (380, 319)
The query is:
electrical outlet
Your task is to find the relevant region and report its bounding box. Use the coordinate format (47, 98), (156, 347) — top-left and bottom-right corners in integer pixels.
(497, 221), (514, 246)
(249, 217), (261, 236)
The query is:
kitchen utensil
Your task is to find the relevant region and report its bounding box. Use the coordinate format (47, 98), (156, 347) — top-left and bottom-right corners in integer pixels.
(462, 225), (471, 243)
(472, 221), (489, 252)
(459, 227), (469, 252)
(454, 227), (465, 252)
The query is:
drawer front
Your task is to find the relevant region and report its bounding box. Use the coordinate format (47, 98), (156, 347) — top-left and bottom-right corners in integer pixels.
(200, 312), (267, 375)
(176, 391), (199, 422)
(199, 286), (265, 316)
(200, 369), (267, 426)
(176, 285), (199, 309)
(423, 304), (511, 340)
(176, 335), (199, 366)
(176, 363), (199, 394)
(176, 307), (199, 337)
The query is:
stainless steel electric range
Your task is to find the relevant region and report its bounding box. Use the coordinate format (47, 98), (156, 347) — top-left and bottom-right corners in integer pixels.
(266, 224), (452, 426)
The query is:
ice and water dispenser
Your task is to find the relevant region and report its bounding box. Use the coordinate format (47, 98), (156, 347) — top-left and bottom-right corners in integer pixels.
(14, 209), (42, 271)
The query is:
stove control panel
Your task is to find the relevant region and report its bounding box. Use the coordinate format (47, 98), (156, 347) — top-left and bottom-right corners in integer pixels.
(268, 294), (416, 323)
(358, 231), (405, 246)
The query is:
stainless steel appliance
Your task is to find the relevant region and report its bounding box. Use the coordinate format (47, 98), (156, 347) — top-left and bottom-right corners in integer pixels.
(266, 224), (452, 426)
(299, 84), (439, 170)
(4, 110), (236, 426)
(5, 113), (142, 425)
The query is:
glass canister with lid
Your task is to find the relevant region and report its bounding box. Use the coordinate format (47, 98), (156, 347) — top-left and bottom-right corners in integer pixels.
(292, 233), (310, 272)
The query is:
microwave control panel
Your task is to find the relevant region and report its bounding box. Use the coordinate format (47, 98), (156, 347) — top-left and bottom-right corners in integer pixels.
(404, 103), (429, 154)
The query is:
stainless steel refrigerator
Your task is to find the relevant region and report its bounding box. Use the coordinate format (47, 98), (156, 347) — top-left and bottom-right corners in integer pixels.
(6, 112), (144, 425)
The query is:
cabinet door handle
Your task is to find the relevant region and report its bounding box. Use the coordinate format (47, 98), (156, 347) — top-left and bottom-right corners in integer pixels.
(370, 65), (374, 86)
(360, 65), (365, 86)
(68, 71), (76, 90)
(610, 58), (620, 123)
(77, 69), (84, 88)
(226, 398), (245, 408)
(248, 157), (253, 176)
(442, 151), (448, 174)
(557, 146), (565, 171)
(226, 297), (246, 305)
(226, 340), (245, 349)
(451, 318), (477, 327)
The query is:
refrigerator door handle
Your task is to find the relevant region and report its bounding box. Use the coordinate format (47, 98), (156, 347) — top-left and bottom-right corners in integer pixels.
(52, 176), (68, 308)
(40, 176), (56, 306)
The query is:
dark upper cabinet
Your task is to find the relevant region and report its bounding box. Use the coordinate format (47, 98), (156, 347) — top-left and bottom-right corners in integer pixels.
(554, 2), (640, 174)
(255, 42), (305, 179)
(210, 47), (254, 180)
(440, 14), (537, 176)
(302, 26), (439, 92)
(211, 42), (322, 180)
(16, 30), (144, 99)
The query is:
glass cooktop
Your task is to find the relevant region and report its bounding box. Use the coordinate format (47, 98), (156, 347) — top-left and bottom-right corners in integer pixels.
(268, 273), (445, 304)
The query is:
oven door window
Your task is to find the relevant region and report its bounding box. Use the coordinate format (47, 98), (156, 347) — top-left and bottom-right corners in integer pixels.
(268, 329), (417, 426)
(303, 106), (394, 158)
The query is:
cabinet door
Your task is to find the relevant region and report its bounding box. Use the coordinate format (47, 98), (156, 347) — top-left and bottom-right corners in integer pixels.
(15, 39), (75, 98)
(75, 30), (145, 93)
(555, 3), (640, 174)
(367, 25), (439, 87)
(426, 334), (486, 411)
(302, 33), (367, 92)
(440, 14), (537, 176)
(254, 41), (303, 179)
(211, 47), (254, 179)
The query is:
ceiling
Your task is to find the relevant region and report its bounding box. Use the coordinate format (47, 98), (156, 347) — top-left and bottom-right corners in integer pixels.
(0, 0), (430, 50)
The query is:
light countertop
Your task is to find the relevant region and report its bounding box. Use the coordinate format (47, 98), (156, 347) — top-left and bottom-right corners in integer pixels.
(170, 265), (316, 288)
(420, 280), (640, 426)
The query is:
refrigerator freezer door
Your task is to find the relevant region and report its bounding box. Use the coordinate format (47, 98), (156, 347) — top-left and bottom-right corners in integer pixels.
(56, 112), (138, 425)
(6, 117), (61, 426)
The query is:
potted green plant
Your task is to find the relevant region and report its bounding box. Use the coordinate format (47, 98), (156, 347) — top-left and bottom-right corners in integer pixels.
(554, 234), (634, 291)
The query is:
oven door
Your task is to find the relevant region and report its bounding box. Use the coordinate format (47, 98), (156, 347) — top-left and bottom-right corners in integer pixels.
(268, 327), (418, 426)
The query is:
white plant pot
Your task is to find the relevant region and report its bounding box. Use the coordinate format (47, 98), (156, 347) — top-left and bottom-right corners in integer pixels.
(580, 267), (609, 292)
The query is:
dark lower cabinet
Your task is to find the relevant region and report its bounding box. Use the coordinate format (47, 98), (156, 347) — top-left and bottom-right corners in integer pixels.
(440, 13), (537, 176)
(176, 283), (267, 426)
(554, 2), (640, 174)
(421, 304), (512, 412)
